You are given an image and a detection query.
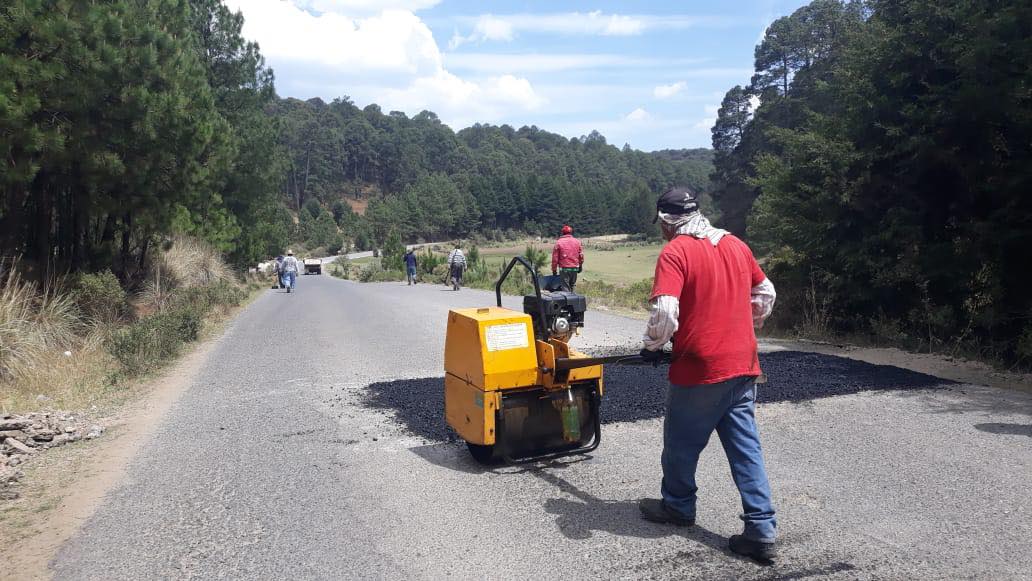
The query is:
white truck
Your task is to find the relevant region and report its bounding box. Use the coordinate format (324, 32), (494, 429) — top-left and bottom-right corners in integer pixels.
(303, 258), (322, 275)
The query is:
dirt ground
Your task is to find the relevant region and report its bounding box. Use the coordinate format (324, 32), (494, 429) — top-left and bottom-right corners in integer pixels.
(0, 331), (228, 580)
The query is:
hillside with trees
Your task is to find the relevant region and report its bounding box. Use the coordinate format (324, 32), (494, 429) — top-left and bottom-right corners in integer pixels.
(709, 0), (1032, 360)
(2, 0), (713, 281)
(269, 97), (714, 247)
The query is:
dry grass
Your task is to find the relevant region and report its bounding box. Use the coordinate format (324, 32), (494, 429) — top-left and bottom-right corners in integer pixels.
(0, 333), (117, 414)
(0, 267), (79, 384)
(1, 237), (253, 415)
(155, 236), (232, 290)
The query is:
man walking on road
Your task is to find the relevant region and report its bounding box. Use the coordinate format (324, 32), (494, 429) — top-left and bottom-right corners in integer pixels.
(637, 186), (779, 563)
(551, 225), (584, 292)
(280, 250), (300, 293)
(404, 249), (418, 285)
(447, 245), (466, 291)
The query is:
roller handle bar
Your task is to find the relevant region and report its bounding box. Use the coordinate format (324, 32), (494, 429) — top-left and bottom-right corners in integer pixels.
(496, 256), (549, 340)
(554, 352), (672, 371)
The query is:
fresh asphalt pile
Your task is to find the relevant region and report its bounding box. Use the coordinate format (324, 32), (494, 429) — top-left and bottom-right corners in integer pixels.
(361, 350), (953, 442)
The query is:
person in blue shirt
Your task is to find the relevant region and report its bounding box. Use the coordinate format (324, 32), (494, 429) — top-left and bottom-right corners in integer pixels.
(404, 249), (418, 285)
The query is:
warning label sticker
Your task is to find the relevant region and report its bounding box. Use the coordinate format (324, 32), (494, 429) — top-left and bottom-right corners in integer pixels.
(485, 323), (529, 352)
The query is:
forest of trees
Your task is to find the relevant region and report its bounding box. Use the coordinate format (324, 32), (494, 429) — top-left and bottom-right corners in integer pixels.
(270, 97), (713, 246)
(1, 0), (713, 281)
(5, 0), (1030, 360)
(1, 0), (288, 279)
(709, 0), (1032, 359)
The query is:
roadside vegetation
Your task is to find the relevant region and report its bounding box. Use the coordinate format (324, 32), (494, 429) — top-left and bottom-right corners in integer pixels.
(708, 1), (1032, 365)
(0, 238), (259, 414)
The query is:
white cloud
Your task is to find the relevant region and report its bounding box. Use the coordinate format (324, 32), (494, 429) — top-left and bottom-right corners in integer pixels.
(225, 0), (542, 126)
(654, 81), (686, 99)
(693, 104), (721, 130)
(448, 15), (515, 49)
(298, 0), (440, 14)
(381, 72), (545, 127)
(448, 12), (726, 42)
(444, 53), (700, 74)
(625, 107), (651, 122)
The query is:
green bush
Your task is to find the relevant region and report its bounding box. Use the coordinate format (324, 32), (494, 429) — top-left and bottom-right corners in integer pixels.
(417, 247), (444, 276)
(106, 279), (245, 376)
(72, 270), (129, 324)
(357, 261), (405, 282)
(330, 258), (352, 279)
(107, 305), (202, 375)
(327, 235), (345, 255)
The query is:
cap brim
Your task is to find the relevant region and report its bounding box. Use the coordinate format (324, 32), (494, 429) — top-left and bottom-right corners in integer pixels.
(652, 214), (659, 224)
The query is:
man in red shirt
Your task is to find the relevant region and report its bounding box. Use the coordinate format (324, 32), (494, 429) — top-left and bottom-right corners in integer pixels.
(551, 224), (584, 291)
(637, 186), (778, 563)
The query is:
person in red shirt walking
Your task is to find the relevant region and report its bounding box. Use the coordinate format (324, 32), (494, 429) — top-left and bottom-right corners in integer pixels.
(551, 224), (584, 292)
(637, 186), (778, 563)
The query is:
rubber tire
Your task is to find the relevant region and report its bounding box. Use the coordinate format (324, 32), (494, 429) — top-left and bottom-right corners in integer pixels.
(466, 442), (501, 465)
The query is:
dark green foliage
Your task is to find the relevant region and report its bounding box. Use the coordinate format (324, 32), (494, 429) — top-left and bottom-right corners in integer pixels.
(327, 235), (345, 256)
(0, 0), (286, 276)
(269, 101), (715, 244)
(106, 279), (244, 375)
(304, 199), (323, 219)
(71, 270), (130, 324)
(715, 0), (1032, 360)
(107, 306), (202, 375)
(381, 231), (405, 272)
(416, 248), (443, 276)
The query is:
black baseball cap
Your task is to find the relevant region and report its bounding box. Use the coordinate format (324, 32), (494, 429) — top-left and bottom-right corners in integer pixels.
(653, 187), (700, 223)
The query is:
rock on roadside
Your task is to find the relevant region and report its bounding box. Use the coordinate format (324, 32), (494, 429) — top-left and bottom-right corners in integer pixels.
(1, 411), (103, 501)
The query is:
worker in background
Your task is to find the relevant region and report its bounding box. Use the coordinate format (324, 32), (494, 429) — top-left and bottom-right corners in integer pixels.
(551, 224), (584, 292)
(274, 254), (285, 289)
(280, 250), (300, 293)
(404, 248), (418, 285)
(447, 245), (466, 291)
(637, 186), (779, 563)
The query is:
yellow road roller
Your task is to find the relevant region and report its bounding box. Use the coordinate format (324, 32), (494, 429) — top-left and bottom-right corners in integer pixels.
(444, 257), (656, 464)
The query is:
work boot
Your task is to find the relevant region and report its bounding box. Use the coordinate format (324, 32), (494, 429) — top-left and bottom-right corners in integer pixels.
(638, 499), (694, 527)
(728, 534), (776, 564)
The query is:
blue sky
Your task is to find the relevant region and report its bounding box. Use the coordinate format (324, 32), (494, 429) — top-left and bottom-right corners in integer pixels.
(226, 0), (810, 151)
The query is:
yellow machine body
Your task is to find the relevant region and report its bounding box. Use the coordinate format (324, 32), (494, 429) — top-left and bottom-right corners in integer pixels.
(444, 306), (602, 448)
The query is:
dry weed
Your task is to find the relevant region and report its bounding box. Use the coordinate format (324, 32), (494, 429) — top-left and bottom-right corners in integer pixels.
(155, 236), (232, 289)
(0, 267), (78, 383)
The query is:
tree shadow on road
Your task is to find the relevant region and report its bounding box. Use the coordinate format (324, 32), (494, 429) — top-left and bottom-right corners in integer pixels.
(974, 422), (1032, 437)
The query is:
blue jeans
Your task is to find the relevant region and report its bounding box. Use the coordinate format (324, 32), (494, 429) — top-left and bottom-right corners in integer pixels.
(661, 375), (777, 542)
(283, 271), (296, 289)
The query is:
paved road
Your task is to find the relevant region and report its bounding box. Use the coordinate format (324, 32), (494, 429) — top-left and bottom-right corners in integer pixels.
(319, 243), (432, 265)
(53, 276), (1032, 579)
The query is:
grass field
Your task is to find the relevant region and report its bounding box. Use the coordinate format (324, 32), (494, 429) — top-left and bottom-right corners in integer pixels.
(479, 241), (661, 285)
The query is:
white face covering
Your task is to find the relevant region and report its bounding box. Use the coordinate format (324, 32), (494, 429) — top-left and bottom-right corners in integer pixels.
(658, 211), (728, 246)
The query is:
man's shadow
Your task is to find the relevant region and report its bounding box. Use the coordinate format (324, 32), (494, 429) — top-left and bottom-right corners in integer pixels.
(533, 468), (727, 555)
(410, 443), (728, 555)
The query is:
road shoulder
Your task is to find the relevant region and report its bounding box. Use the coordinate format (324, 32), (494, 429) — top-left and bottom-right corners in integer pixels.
(0, 327), (224, 580)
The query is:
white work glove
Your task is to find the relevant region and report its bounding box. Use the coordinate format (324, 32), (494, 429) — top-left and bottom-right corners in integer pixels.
(751, 278), (776, 329)
(642, 295), (679, 351)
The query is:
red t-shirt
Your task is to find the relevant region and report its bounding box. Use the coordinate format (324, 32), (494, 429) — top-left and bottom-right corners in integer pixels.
(651, 234), (765, 385)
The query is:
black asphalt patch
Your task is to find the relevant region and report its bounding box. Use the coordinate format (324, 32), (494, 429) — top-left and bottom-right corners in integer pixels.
(356, 351), (953, 442)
